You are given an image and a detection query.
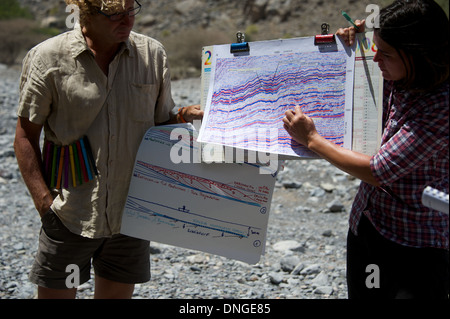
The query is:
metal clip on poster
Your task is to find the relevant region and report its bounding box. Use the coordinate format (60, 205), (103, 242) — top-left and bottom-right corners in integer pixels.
(314, 23), (336, 45)
(230, 31), (250, 54)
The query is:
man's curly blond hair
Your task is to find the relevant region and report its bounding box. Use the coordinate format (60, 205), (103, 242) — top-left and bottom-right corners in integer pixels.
(65, 0), (127, 25)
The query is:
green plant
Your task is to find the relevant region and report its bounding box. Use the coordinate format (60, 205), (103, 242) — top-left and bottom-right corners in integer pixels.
(0, 0), (32, 20)
(0, 19), (49, 65)
(162, 27), (233, 79)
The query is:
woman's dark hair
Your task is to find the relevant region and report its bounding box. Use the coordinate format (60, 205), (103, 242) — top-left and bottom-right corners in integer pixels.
(375, 0), (449, 91)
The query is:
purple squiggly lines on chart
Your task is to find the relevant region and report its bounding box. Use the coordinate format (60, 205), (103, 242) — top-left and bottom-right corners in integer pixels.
(201, 51), (348, 157)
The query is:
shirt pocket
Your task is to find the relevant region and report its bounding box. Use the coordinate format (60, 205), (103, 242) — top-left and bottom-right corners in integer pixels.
(128, 83), (158, 122)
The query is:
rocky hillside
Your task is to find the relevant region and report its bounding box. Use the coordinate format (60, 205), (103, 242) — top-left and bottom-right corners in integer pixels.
(11, 0), (392, 78)
(9, 0), (447, 78)
(20, 0), (388, 39)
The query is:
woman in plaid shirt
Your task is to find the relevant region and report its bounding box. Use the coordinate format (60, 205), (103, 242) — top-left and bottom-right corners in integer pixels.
(283, 0), (448, 299)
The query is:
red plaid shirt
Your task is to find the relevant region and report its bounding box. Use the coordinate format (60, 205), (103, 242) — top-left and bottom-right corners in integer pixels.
(350, 80), (449, 250)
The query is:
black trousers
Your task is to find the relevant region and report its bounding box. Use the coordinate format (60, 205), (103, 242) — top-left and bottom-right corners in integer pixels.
(346, 214), (449, 299)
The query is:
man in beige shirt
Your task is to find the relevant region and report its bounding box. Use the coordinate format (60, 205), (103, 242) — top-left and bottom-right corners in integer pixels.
(14, 0), (202, 299)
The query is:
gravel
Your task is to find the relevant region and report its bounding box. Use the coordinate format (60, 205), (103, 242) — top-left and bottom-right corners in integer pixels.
(0, 64), (360, 299)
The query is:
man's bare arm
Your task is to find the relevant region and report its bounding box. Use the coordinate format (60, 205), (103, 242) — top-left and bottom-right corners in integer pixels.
(14, 117), (53, 218)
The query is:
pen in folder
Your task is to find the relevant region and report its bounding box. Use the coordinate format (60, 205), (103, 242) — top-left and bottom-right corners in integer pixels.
(69, 144), (77, 187)
(44, 141), (52, 184)
(56, 146), (65, 189)
(79, 138), (93, 181)
(50, 145), (58, 188)
(64, 146), (69, 189)
(342, 11), (360, 31)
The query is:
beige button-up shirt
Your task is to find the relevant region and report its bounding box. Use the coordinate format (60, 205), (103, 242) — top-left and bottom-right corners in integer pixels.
(18, 24), (175, 238)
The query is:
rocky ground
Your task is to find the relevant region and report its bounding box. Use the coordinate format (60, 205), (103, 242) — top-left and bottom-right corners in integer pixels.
(0, 65), (360, 299)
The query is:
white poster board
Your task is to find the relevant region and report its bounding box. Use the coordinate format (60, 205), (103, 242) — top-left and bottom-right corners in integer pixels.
(121, 124), (278, 264)
(198, 36), (355, 159)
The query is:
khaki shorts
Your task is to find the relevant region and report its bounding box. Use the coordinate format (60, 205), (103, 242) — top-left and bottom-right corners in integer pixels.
(30, 210), (150, 290)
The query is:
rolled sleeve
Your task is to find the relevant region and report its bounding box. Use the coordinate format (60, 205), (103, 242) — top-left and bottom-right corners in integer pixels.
(371, 99), (449, 186)
(153, 44), (175, 124)
(18, 52), (52, 125)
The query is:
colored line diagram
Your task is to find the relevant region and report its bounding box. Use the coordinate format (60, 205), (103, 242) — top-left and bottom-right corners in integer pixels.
(125, 160), (270, 239)
(125, 196), (263, 239)
(201, 50), (349, 157)
(133, 160), (270, 206)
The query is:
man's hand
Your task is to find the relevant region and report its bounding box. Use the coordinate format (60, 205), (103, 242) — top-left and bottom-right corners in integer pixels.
(179, 104), (203, 123)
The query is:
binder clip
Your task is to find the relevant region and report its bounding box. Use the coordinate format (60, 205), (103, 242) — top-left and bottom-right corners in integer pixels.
(230, 31), (250, 54)
(314, 23), (336, 45)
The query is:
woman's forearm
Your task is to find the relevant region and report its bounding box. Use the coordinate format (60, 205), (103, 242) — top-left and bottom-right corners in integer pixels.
(307, 133), (380, 186)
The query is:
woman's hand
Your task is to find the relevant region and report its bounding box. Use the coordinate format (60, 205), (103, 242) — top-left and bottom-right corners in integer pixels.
(336, 19), (366, 46)
(283, 104), (320, 148)
(283, 104), (379, 186)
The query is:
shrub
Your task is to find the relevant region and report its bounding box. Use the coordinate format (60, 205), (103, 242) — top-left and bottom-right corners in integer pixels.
(162, 27), (233, 80)
(0, 19), (49, 65)
(0, 0), (32, 20)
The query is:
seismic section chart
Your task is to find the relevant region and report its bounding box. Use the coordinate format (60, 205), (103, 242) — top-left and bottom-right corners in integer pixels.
(121, 124), (278, 264)
(352, 32), (383, 156)
(198, 37), (355, 158)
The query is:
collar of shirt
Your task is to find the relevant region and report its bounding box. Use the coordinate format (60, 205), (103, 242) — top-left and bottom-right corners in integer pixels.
(70, 23), (133, 60)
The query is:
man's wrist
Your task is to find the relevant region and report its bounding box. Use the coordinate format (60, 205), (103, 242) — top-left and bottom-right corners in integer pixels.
(37, 191), (54, 218)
